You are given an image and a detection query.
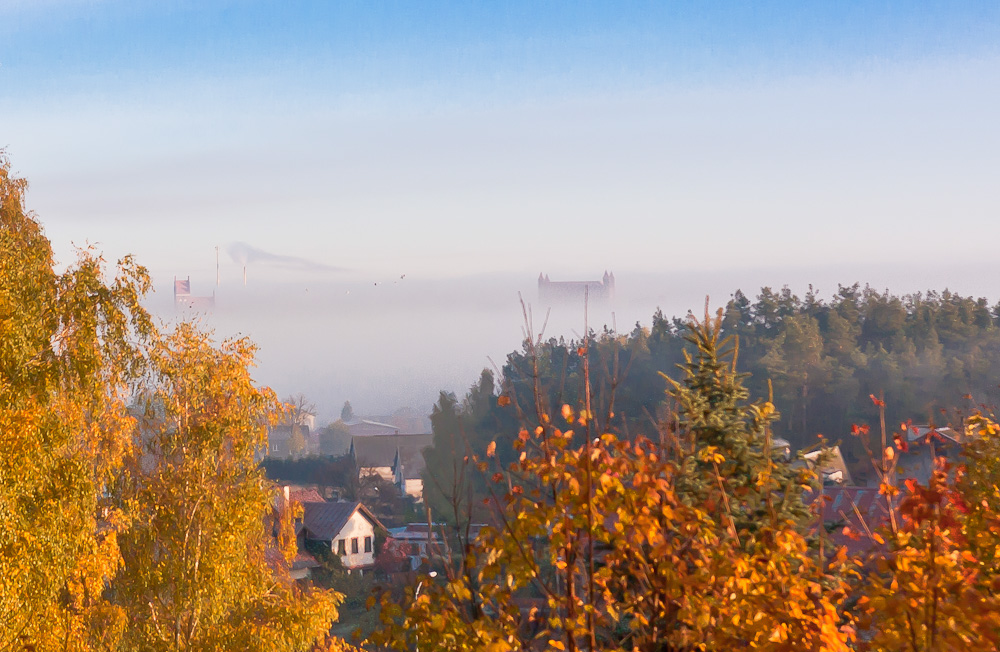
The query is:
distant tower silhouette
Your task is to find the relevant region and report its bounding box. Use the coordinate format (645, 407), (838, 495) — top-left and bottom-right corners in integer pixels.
(538, 271), (615, 306)
(174, 276), (191, 309)
(174, 276), (215, 311)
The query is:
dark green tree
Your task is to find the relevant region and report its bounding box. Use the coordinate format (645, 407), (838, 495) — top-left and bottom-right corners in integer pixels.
(665, 309), (814, 542)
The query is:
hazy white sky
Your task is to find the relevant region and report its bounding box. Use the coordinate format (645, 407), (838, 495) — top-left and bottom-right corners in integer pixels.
(3, 1), (999, 418)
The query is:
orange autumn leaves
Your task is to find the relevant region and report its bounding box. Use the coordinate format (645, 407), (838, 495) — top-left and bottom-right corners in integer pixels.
(376, 310), (1000, 652)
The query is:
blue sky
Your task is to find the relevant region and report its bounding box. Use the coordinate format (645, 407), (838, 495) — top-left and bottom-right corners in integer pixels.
(3, 2), (999, 280)
(5, 2), (998, 86)
(3, 1), (1000, 413)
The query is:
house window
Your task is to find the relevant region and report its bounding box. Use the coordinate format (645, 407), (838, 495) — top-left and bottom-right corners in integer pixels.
(364, 536), (372, 553)
(351, 537), (359, 554)
(337, 539), (346, 555)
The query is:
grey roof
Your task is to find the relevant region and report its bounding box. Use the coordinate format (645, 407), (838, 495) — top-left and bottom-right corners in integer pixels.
(269, 424), (310, 439)
(301, 501), (383, 542)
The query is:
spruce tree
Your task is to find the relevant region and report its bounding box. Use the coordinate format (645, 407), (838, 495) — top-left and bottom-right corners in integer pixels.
(665, 308), (814, 545)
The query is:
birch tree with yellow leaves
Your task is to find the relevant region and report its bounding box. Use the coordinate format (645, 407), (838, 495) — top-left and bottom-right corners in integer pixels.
(0, 152), (152, 649)
(113, 323), (343, 651)
(1, 152), (347, 651)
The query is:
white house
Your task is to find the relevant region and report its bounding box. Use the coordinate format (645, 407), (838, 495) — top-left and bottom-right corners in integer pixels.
(302, 501), (385, 572)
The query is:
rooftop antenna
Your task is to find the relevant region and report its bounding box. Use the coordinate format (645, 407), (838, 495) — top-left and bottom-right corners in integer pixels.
(215, 245), (220, 286)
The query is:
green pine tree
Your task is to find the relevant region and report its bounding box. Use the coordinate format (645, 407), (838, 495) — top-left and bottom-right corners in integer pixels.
(665, 308), (814, 546)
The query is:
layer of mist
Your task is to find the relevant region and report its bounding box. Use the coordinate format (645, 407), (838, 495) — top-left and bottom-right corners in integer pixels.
(147, 259), (1000, 426)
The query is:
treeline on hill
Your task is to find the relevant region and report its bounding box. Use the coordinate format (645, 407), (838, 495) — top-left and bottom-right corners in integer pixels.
(387, 310), (1000, 652)
(0, 155), (354, 651)
(422, 285), (1000, 515)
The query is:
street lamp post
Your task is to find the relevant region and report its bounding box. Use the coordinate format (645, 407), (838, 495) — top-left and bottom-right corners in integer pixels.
(414, 571), (437, 651)
(414, 571), (437, 599)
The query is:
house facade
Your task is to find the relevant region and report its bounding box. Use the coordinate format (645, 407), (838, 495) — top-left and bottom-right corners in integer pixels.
(302, 501), (384, 572)
(801, 445), (853, 486)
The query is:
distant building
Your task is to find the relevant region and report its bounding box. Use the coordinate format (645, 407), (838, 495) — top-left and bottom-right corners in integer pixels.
(174, 276), (215, 311)
(394, 441), (430, 501)
(538, 271), (615, 306)
(267, 424), (310, 458)
(349, 433), (434, 501)
(771, 437), (792, 461)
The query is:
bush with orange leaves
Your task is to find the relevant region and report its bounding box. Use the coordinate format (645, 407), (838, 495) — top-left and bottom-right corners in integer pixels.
(372, 311), (856, 651)
(852, 410), (1000, 651)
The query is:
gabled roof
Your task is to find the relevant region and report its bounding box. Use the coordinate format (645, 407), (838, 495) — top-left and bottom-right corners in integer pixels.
(290, 550), (321, 571)
(302, 501), (384, 541)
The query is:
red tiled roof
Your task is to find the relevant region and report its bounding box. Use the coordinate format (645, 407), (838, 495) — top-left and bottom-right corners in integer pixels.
(289, 488), (324, 504)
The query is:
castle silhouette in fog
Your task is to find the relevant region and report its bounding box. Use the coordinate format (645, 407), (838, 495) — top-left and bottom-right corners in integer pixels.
(538, 271), (615, 306)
